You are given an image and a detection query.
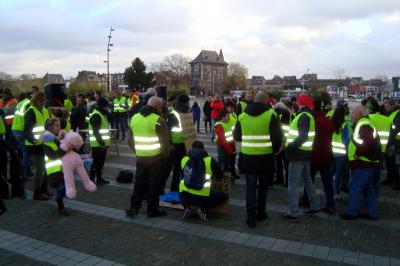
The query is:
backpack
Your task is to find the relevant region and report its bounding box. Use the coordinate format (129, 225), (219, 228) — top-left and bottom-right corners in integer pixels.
(182, 157), (206, 190)
(117, 170), (134, 183)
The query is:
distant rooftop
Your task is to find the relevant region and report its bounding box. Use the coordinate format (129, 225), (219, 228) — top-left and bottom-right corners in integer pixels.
(190, 49), (228, 65)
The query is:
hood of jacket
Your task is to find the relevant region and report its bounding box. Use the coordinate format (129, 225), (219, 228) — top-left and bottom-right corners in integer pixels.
(139, 105), (159, 117)
(244, 102), (269, 116)
(187, 148), (208, 160)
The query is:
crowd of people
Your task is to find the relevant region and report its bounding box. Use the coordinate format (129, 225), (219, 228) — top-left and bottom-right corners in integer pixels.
(0, 86), (399, 229)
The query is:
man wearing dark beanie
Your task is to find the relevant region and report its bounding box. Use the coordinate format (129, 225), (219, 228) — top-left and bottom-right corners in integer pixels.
(161, 94), (190, 192)
(88, 97), (111, 185)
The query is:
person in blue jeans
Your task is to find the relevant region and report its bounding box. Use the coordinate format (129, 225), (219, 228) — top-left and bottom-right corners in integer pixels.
(189, 102), (201, 133)
(340, 106), (380, 220)
(330, 105), (350, 201)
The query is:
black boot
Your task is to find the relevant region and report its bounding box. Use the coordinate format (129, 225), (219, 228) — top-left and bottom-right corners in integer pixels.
(56, 198), (69, 216)
(0, 198), (7, 216)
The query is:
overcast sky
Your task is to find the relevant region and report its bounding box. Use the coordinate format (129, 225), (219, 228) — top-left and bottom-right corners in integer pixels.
(1, 0), (399, 79)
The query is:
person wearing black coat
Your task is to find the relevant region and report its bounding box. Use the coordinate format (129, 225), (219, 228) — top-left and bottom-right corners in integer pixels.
(203, 98), (212, 133)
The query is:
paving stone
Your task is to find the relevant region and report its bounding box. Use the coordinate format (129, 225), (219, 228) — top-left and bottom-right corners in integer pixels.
(71, 253), (92, 262)
(327, 248), (344, 262)
(81, 256), (103, 265)
(257, 237), (277, 250)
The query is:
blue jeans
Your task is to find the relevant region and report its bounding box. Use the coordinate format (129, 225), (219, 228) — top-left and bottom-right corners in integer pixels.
(347, 168), (378, 218)
(211, 119), (217, 141)
(331, 155), (346, 195)
(245, 174), (269, 221)
(12, 130), (32, 176)
(288, 161), (320, 217)
(54, 183), (66, 199)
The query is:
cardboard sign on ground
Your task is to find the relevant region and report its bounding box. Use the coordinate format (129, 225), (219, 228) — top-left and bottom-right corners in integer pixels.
(180, 113), (197, 150)
(208, 171), (231, 215)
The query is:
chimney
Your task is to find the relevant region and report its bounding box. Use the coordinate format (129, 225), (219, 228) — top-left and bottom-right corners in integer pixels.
(219, 49), (224, 60)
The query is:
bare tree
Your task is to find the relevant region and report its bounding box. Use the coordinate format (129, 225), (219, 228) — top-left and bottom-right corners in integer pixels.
(226, 62), (248, 90)
(151, 54), (190, 88)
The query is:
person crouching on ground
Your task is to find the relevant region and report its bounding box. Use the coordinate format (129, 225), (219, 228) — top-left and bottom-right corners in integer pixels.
(41, 118), (69, 216)
(179, 141), (228, 219)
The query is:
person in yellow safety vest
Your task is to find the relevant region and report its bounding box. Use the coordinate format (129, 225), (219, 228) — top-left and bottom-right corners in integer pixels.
(112, 91), (129, 140)
(179, 140), (228, 219)
(235, 91), (254, 116)
(126, 96), (170, 218)
(214, 110), (235, 172)
(366, 99), (392, 197)
(88, 97), (111, 185)
(11, 93), (33, 177)
(161, 94), (190, 193)
(23, 92), (50, 201)
(283, 94), (320, 222)
(64, 98), (73, 114)
(330, 106), (350, 202)
(382, 99), (400, 189)
(42, 118), (69, 216)
(225, 100), (239, 179)
(233, 92), (283, 228)
(273, 97), (292, 186)
(0, 108), (6, 140)
(340, 106), (380, 220)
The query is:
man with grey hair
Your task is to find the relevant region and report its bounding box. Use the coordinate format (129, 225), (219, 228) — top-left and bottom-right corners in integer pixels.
(340, 105), (380, 220)
(126, 96), (170, 218)
(234, 92), (283, 228)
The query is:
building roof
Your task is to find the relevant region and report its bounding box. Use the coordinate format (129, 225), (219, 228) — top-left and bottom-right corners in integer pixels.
(190, 49), (228, 65)
(43, 73), (65, 84)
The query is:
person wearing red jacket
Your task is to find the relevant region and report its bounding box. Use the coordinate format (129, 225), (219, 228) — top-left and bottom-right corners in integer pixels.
(210, 95), (224, 141)
(214, 110), (235, 171)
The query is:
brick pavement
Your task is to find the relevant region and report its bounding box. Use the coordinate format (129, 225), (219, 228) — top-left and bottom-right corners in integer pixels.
(0, 128), (400, 265)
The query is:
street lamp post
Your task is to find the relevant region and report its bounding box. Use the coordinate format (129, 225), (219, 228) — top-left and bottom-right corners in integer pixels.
(106, 26), (115, 94)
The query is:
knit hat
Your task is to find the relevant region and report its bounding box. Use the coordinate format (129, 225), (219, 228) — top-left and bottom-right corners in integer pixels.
(97, 97), (109, 108)
(297, 94), (313, 109)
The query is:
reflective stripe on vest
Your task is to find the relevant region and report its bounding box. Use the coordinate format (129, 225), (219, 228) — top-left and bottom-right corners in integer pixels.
(170, 109), (184, 144)
(388, 110), (400, 140)
(44, 141), (63, 175)
(347, 118), (379, 163)
(12, 99), (30, 131)
(113, 97), (127, 112)
(25, 106), (49, 146)
(239, 110), (273, 155)
(130, 113), (162, 157)
(228, 113), (237, 131)
(332, 123), (347, 155)
(285, 111), (315, 151)
(0, 116), (5, 135)
(214, 121), (234, 143)
(88, 110), (110, 147)
(179, 156), (212, 197)
(369, 113), (391, 153)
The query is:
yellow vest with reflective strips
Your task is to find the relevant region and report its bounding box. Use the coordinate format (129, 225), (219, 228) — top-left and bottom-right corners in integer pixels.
(170, 109), (184, 144)
(179, 156), (212, 197)
(44, 140), (63, 175)
(285, 112), (315, 151)
(88, 110), (110, 147)
(369, 113), (391, 153)
(130, 113), (161, 157)
(113, 97), (127, 113)
(25, 106), (49, 146)
(332, 123), (347, 155)
(347, 117), (379, 163)
(214, 121), (234, 143)
(239, 110), (273, 155)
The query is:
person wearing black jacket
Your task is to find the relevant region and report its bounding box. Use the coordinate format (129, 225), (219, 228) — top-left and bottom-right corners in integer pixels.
(202, 97), (212, 133)
(162, 95), (190, 192)
(70, 95), (87, 131)
(233, 92), (283, 228)
(24, 92), (51, 201)
(89, 98), (110, 185)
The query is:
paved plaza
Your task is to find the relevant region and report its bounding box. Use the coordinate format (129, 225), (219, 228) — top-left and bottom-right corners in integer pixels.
(1, 122), (400, 266)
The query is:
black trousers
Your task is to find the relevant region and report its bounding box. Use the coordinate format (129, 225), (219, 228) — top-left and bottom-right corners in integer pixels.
(385, 145), (399, 186)
(245, 173), (272, 221)
(161, 143), (186, 192)
(131, 158), (163, 213)
(90, 147), (107, 181)
(180, 191), (228, 210)
(204, 118), (211, 133)
(0, 197), (6, 212)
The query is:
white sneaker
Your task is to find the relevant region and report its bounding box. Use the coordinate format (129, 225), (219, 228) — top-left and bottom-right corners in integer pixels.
(196, 208), (208, 221)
